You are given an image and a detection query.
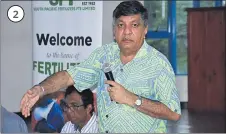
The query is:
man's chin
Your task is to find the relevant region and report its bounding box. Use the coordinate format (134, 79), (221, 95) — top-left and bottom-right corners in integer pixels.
(121, 43), (133, 48)
(71, 120), (77, 125)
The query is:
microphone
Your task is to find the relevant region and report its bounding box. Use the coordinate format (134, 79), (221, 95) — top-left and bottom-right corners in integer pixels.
(103, 63), (116, 102)
(103, 63), (115, 85)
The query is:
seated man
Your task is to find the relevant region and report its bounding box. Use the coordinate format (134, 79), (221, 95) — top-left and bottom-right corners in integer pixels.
(1, 105), (28, 133)
(31, 91), (66, 133)
(60, 86), (98, 133)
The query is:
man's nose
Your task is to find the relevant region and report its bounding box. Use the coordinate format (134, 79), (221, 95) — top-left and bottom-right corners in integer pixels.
(123, 25), (132, 35)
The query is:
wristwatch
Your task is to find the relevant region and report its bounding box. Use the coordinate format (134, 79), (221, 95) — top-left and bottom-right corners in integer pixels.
(134, 95), (142, 108)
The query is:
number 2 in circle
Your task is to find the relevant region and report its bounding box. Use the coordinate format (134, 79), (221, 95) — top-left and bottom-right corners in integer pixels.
(7, 5), (24, 23)
(13, 11), (18, 18)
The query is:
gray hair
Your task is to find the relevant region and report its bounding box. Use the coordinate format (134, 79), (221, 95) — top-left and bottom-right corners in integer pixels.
(112, 0), (148, 28)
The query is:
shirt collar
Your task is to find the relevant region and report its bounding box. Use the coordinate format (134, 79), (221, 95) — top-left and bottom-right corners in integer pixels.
(114, 40), (149, 62)
(76, 113), (97, 133)
(133, 40), (149, 59)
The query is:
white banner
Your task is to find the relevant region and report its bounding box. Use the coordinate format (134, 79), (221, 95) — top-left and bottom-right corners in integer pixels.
(32, 0), (103, 84)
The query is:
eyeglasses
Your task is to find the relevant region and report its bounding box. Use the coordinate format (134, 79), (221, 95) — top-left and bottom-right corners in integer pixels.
(60, 99), (84, 112)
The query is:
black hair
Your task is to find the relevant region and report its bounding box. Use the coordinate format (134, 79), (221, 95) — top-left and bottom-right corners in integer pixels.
(113, 0), (148, 27)
(65, 85), (94, 115)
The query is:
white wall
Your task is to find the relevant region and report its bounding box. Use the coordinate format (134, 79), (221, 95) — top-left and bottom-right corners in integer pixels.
(1, 1), (188, 112)
(1, 1), (33, 112)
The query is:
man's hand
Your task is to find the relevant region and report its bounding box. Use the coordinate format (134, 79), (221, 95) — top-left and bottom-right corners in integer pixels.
(105, 80), (137, 105)
(20, 86), (43, 118)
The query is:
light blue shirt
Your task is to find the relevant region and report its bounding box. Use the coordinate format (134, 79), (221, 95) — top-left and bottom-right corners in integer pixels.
(1, 106), (28, 133)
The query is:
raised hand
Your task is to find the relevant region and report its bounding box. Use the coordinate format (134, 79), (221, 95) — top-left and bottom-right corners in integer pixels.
(20, 85), (44, 118)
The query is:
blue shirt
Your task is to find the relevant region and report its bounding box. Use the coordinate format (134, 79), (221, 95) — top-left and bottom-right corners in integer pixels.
(1, 106), (28, 133)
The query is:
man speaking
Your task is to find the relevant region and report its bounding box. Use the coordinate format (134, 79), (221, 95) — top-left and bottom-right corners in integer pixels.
(20, 1), (181, 133)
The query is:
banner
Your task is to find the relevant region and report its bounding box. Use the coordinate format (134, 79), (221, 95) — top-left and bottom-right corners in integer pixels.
(32, 0), (103, 84)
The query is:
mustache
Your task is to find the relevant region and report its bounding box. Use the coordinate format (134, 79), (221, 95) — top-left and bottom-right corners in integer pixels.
(122, 37), (133, 41)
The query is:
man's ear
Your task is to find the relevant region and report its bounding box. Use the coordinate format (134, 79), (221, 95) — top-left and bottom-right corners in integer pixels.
(86, 104), (93, 115)
(113, 29), (116, 40)
(145, 25), (148, 35)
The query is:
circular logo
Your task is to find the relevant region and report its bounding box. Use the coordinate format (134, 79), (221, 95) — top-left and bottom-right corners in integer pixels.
(7, 5), (25, 23)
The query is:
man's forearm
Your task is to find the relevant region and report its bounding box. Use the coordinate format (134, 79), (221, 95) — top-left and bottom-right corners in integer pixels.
(127, 93), (180, 121)
(39, 70), (74, 96)
(137, 98), (180, 121)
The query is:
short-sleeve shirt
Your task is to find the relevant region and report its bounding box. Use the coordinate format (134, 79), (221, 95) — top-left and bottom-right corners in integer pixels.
(67, 40), (181, 133)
